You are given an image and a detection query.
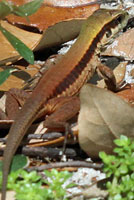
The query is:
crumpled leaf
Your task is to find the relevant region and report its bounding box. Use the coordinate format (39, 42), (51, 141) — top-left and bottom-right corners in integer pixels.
(101, 28), (134, 61)
(78, 84), (134, 158)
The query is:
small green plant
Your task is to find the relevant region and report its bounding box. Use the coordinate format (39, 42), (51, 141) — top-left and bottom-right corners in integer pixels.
(99, 135), (134, 200)
(0, 0), (43, 85)
(0, 0), (43, 64)
(0, 155), (73, 199)
(0, 169), (51, 200)
(44, 169), (74, 200)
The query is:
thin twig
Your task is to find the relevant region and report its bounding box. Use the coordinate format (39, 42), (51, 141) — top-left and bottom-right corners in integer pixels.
(27, 161), (103, 172)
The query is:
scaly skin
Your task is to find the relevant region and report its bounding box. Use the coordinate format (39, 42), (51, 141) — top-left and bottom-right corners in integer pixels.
(1, 9), (129, 200)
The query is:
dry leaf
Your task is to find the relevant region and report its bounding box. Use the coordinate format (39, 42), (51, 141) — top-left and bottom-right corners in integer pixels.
(101, 28), (134, 61)
(97, 62), (127, 89)
(0, 1), (99, 64)
(7, 1), (99, 31)
(45, 0), (98, 7)
(83, 183), (108, 199)
(78, 84), (134, 158)
(35, 19), (85, 50)
(117, 84), (134, 103)
(0, 65), (39, 91)
(0, 19), (85, 65)
(113, 62), (127, 83)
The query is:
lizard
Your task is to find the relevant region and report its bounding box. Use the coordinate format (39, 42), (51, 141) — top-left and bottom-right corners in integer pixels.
(1, 9), (129, 200)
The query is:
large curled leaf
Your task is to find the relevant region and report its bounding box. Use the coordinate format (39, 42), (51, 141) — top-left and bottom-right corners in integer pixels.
(0, 25), (34, 64)
(78, 84), (134, 158)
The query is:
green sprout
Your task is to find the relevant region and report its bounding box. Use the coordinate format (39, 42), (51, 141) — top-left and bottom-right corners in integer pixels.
(100, 135), (134, 200)
(0, 0), (44, 85)
(0, 155), (74, 200)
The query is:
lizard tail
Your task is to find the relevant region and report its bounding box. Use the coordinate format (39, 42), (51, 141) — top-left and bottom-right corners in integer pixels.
(1, 95), (46, 200)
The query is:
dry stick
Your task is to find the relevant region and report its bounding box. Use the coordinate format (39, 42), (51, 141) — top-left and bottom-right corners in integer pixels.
(27, 161), (103, 172)
(0, 146), (76, 158)
(28, 130), (78, 147)
(22, 146), (76, 159)
(25, 132), (63, 142)
(0, 132), (63, 144)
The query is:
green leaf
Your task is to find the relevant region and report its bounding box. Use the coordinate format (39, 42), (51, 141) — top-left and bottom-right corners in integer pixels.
(114, 135), (130, 147)
(113, 194), (122, 200)
(66, 182), (76, 188)
(0, 1), (12, 19)
(118, 164), (128, 174)
(11, 155), (28, 171)
(99, 151), (107, 161)
(19, 170), (41, 183)
(0, 155), (28, 172)
(0, 25), (34, 64)
(13, 0), (44, 17)
(0, 68), (17, 85)
(127, 191), (134, 200)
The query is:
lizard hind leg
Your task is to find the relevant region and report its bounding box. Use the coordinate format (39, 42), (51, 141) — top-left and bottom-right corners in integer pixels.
(43, 96), (80, 155)
(44, 96), (80, 130)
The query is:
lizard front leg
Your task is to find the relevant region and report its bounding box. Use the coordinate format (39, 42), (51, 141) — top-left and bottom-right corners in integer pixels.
(96, 64), (128, 92)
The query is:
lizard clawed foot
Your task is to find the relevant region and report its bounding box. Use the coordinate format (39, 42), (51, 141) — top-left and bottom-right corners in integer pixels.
(61, 122), (74, 159)
(97, 64), (130, 92)
(115, 79), (131, 92)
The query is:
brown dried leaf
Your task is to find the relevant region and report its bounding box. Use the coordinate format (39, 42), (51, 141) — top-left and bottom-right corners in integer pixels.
(97, 62), (127, 89)
(78, 84), (134, 158)
(113, 62), (127, 83)
(6, 1), (99, 31)
(101, 28), (134, 60)
(0, 65), (38, 91)
(45, 0), (99, 7)
(0, 1), (99, 64)
(36, 19), (85, 50)
(117, 84), (134, 103)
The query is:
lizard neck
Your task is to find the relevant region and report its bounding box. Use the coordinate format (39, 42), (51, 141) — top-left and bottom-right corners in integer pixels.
(34, 9), (128, 99)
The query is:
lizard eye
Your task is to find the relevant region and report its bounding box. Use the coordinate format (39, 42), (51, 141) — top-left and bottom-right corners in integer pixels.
(116, 13), (128, 25)
(106, 29), (112, 38)
(116, 15), (123, 24)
